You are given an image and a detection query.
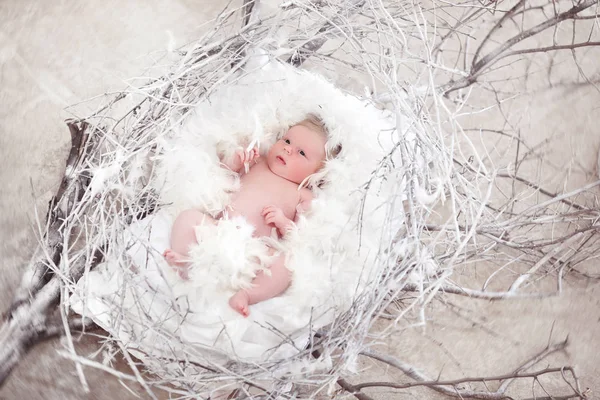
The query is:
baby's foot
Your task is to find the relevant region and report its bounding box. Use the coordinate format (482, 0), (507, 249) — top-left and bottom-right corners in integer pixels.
(163, 248), (185, 265)
(229, 291), (250, 317)
(163, 249), (189, 280)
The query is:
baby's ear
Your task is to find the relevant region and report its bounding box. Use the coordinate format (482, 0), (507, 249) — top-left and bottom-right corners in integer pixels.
(327, 143), (342, 160)
(332, 144), (342, 157)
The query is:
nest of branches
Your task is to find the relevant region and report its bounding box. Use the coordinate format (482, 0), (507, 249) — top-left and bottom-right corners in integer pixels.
(2, 0), (599, 399)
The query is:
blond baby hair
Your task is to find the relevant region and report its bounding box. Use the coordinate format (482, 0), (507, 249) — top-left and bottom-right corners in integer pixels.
(296, 113), (342, 159)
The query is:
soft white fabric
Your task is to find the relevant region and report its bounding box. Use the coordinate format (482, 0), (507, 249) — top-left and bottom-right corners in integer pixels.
(70, 59), (406, 363)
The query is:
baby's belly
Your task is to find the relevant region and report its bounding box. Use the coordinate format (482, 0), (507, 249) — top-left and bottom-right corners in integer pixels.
(228, 195), (297, 238)
(227, 206), (274, 237)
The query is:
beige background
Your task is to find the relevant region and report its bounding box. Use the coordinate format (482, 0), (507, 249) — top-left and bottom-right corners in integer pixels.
(1, 1), (599, 399)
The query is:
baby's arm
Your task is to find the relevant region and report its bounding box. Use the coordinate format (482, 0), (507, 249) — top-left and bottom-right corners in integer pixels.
(261, 189), (315, 237)
(295, 188), (314, 221)
(229, 252), (292, 317)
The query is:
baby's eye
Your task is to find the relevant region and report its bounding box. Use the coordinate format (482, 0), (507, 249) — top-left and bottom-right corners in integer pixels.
(299, 150), (306, 157)
(284, 139), (291, 144)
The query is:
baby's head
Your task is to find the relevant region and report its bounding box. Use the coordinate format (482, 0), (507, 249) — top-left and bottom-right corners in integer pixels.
(267, 114), (337, 185)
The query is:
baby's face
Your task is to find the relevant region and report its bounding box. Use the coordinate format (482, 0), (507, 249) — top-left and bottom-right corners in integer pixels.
(266, 124), (327, 184)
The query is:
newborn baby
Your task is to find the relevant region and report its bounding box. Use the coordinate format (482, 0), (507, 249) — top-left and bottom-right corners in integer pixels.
(163, 115), (333, 316)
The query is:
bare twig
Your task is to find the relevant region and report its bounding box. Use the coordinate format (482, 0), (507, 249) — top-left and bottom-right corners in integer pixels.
(442, 0), (600, 93)
(241, 0), (258, 28)
(403, 283), (554, 300)
(286, 0), (366, 67)
(357, 339), (583, 399)
(353, 367), (575, 390)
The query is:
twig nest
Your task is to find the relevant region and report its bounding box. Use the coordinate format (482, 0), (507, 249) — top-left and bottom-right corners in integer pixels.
(71, 60), (427, 368)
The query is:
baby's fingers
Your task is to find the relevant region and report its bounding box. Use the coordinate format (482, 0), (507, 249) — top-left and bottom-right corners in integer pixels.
(261, 205), (274, 216)
(239, 150), (253, 165)
(265, 212), (278, 225)
(248, 149), (260, 163)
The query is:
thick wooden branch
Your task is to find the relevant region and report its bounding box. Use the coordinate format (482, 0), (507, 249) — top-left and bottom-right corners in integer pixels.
(7, 121), (90, 320)
(0, 249), (103, 387)
(1, 120), (104, 388)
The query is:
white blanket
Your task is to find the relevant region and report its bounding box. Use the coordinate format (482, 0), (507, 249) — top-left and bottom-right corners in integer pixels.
(70, 59), (406, 363)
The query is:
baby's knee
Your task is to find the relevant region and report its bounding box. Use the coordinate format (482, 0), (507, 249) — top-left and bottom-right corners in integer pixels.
(266, 250), (290, 273)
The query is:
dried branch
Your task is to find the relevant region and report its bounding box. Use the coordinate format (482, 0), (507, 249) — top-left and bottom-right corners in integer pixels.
(441, 0), (600, 93)
(285, 0), (366, 67)
(241, 0), (258, 28)
(403, 282), (554, 300)
(353, 367), (576, 391)
(0, 248), (103, 386)
(505, 41), (600, 57)
(6, 121), (90, 318)
(335, 378), (376, 400)
(496, 173), (588, 212)
(39, 315), (98, 341)
(355, 339), (584, 399)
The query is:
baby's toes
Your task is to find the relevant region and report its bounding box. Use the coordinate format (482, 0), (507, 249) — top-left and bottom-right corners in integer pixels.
(164, 249), (185, 267)
(229, 294), (249, 317)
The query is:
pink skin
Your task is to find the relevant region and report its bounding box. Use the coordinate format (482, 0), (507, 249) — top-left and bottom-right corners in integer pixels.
(164, 124), (327, 317)
(266, 124), (326, 184)
(261, 205), (294, 236)
(228, 247), (292, 317)
(228, 147), (261, 173)
(163, 249), (190, 279)
(228, 291), (250, 317)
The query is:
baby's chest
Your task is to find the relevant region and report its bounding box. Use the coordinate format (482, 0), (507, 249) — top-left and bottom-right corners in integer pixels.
(236, 176), (300, 217)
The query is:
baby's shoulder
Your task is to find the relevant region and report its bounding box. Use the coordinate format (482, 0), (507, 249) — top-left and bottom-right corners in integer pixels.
(298, 187), (314, 203)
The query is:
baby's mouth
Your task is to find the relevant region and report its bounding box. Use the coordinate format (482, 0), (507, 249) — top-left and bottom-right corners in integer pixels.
(276, 155), (286, 165)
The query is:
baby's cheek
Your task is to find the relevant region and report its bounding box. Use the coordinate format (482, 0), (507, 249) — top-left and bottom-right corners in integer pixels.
(301, 167), (314, 181)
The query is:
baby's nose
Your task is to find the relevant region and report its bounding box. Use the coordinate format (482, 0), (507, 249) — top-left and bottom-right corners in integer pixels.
(284, 145), (292, 154)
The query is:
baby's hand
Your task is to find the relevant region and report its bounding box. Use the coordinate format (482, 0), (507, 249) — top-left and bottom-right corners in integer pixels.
(262, 205), (293, 234)
(235, 146), (260, 172)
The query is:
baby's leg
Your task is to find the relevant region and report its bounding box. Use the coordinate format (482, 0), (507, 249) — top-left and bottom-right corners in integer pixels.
(229, 249), (292, 317)
(164, 209), (216, 276)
